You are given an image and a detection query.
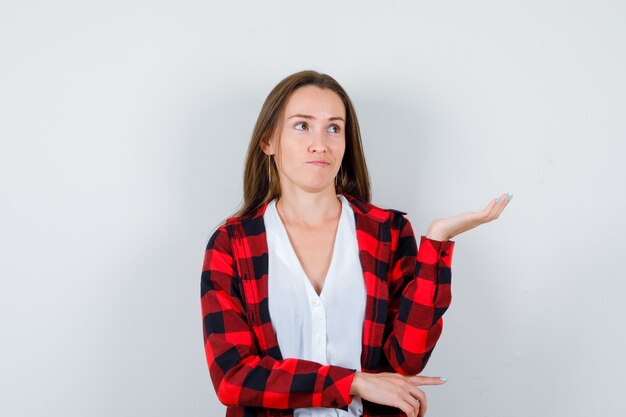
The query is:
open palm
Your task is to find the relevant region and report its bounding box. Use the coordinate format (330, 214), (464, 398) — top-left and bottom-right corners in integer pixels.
(427, 192), (512, 241)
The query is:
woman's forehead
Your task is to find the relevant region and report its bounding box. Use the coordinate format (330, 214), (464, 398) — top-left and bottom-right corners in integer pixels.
(283, 86), (345, 119)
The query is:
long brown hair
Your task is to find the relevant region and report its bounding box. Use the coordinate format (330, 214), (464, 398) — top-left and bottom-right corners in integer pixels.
(227, 70), (371, 222)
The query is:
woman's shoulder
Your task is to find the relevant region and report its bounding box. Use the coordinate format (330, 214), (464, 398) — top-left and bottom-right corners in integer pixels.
(207, 202), (267, 245)
(343, 192), (407, 213)
(341, 193), (409, 226)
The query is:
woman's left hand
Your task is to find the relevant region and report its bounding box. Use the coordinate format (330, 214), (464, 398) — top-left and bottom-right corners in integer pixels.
(426, 192), (512, 241)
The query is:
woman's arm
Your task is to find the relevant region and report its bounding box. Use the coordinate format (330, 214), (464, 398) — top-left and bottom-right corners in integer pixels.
(201, 225), (356, 409)
(382, 215), (455, 375)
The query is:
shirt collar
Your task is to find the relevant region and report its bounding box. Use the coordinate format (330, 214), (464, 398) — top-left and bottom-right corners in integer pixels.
(226, 192), (399, 225)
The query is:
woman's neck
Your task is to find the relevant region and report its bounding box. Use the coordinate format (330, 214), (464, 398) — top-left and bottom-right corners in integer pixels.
(276, 189), (342, 228)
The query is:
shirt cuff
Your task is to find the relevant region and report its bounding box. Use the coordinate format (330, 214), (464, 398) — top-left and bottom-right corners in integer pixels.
(417, 236), (455, 268)
(320, 366), (357, 409)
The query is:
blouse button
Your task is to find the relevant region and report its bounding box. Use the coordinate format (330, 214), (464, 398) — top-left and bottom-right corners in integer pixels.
(313, 299), (321, 306)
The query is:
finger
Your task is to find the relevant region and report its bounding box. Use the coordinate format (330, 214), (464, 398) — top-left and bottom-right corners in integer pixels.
(495, 199), (508, 217)
(400, 390), (421, 417)
(397, 398), (418, 417)
(494, 193), (511, 217)
(482, 198), (498, 214)
(408, 386), (427, 417)
(485, 198), (499, 222)
(484, 197), (502, 219)
(407, 375), (447, 385)
(487, 193), (508, 220)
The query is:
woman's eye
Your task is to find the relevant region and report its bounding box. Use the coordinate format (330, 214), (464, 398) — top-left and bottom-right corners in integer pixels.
(328, 125), (341, 133)
(294, 122), (307, 131)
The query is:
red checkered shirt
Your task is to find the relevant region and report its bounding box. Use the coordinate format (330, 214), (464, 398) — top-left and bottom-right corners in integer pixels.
(201, 193), (455, 417)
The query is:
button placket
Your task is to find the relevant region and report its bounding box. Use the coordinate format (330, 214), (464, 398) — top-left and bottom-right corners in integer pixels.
(311, 297), (327, 362)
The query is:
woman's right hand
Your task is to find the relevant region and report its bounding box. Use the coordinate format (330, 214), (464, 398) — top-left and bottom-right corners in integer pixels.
(350, 371), (447, 417)
(426, 192), (513, 241)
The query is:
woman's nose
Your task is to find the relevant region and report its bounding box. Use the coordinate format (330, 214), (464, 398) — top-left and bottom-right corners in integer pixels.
(309, 129), (327, 152)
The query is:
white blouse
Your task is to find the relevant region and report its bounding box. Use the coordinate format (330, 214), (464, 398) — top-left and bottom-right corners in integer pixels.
(264, 194), (366, 417)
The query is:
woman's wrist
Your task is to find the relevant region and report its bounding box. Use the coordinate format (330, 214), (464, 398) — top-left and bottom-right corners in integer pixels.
(350, 371), (361, 396)
(426, 225), (449, 241)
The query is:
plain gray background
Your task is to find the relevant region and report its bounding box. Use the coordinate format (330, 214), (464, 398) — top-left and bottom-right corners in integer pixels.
(1, 1), (625, 416)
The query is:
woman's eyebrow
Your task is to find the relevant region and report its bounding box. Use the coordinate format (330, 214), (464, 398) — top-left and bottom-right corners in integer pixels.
(287, 113), (345, 122)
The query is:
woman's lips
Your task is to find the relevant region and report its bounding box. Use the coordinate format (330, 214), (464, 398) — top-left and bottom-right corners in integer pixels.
(308, 162), (330, 167)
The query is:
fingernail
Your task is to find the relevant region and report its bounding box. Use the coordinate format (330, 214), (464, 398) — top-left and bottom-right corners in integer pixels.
(439, 376), (448, 382)
(507, 193), (513, 201)
(496, 197), (500, 204)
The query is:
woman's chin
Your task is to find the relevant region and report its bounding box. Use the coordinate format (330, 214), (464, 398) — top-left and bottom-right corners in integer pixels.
(297, 181), (336, 193)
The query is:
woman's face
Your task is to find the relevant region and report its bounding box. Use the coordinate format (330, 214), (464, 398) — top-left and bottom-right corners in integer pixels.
(263, 85), (346, 195)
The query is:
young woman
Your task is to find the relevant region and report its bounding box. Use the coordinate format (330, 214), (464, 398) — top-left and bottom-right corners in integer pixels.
(200, 70), (511, 417)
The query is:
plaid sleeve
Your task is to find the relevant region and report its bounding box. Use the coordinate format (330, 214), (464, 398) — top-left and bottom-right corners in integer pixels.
(382, 215), (455, 375)
(201, 225), (357, 409)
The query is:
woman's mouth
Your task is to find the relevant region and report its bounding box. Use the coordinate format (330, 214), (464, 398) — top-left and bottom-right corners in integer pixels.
(308, 161), (330, 167)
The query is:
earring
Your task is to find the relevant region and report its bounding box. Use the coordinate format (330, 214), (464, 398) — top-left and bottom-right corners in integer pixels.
(268, 154), (272, 185)
(335, 164), (343, 186)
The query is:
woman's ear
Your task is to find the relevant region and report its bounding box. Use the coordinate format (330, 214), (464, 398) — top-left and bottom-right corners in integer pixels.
(260, 135), (274, 155)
